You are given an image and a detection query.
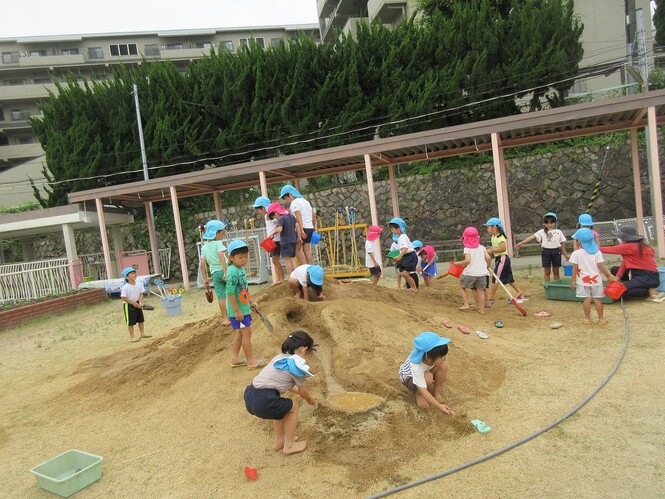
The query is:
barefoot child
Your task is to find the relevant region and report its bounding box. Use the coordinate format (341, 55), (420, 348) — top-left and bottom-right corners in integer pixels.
(515, 212), (569, 282)
(398, 332), (453, 415)
(388, 217), (419, 291)
(226, 240), (266, 370)
(455, 227), (490, 314)
(120, 267), (151, 342)
(569, 228), (616, 325)
(244, 331), (318, 455)
(485, 217), (524, 304)
(253, 196), (285, 283)
(199, 219), (230, 325)
(365, 225), (383, 284)
(287, 264), (326, 301)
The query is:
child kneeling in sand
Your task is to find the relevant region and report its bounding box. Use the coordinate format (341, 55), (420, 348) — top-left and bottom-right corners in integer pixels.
(398, 332), (453, 415)
(287, 264), (325, 301)
(244, 331), (318, 455)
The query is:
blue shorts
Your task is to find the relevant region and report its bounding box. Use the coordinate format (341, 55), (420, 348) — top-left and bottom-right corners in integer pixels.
(230, 314), (252, 330)
(281, 242), (297, 258)
(244, 384), (293, 420)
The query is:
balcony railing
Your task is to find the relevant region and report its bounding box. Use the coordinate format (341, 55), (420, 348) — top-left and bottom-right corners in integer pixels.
(19, 53), (86, 67)
(0, 143), (44, 161)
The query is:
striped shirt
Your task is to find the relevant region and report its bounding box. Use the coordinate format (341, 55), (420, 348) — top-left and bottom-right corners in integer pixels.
(398, 357), (432, 388)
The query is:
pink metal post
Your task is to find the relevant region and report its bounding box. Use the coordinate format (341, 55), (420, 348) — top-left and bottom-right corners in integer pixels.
(213, 192), (223, 220)
(95, 198), (115, 278)
(647, 107), (665, 257)
(630, 128), (645, 236)
(388, 164), (400, 217)
(259, 171), (268, 197)
(145, 202), (160, 274)
(170, 186), (191, 290)
(364, 154), (379, 226)
(491, 133), (513, 257)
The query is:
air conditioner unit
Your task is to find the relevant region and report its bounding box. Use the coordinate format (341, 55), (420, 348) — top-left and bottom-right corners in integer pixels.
(161, 46), (166, 50)
(21, 51), (29, 57)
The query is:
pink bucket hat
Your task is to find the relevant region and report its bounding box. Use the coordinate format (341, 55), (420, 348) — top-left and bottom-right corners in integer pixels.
(419, 245), (436, 261)
(367, 225), (383, 241)
(267, 202), (289, 216)
(462, 227), (480, 249)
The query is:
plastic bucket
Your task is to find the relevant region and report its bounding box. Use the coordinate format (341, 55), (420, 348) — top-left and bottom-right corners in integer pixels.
(563, 264), (573, 277)
(388, 250), (400, 259)
(260, 238), (277, 252)
(604, 280), (627, 300)
(310, 231), (321, 245)
(161, 295), (183, 316)
(447, 262), (464, 278)
(658, 267), (665, 292)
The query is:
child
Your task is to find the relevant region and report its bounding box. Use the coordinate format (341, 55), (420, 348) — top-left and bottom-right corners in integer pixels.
(388, 217), (419, 292)
(418, 245), (438, 287)
(455, 227), (490, 314)
(365, 225), (383, 284)
(388, 234), (402, 289)
(253, 196), (285, 283)
(244, 330), (318, 455)
(267, 202), (300, 276)
(225, 239), (266, 370)
(485, 217), (523, 304)
(575, 213), (601, 250)
(120, 267), (151, 342)
(569, 228), (616, 325)
(398, 332), (453, 415)
(287, 264), (326, 301)
(515, 212), (570, 282)
(280, 185), (316, 265)
(199, 219), (230, 325)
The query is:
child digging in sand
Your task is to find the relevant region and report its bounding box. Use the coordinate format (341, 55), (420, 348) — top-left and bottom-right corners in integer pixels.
(455, 227), (490, 314)
(244, 331), (318, 455)
(399, 332), (454, 415)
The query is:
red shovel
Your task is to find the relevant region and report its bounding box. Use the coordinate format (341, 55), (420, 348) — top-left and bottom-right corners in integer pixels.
(204, 280), (214, 303)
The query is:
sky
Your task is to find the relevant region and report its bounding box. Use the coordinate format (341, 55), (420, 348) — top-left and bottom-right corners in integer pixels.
(3, 0), (319, 38)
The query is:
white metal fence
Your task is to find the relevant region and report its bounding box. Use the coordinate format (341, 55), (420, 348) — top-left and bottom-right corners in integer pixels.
(0, 258), (72, 303)
(79, 248), (172, 280)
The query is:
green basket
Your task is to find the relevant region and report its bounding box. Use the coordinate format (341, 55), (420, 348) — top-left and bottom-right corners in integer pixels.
(388, 250), (400, 259)
(542, 279), (614, 304)
(31, 449), (103, 497)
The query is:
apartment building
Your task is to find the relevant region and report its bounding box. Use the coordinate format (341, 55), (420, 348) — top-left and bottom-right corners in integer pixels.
(316, 0), (655, 94)
(0, 24), (319, 207)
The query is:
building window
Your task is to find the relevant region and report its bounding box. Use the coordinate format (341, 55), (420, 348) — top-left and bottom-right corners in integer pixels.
(7, 79), (25, 86)
(220, 40), (233, 52)
(270, 38), (281, 48)
(88, 47), (104, 59)
(144, 44), (160, 56)
(29, 50), (47, 57)
(166, 43), (184, 50)
(0, 136), (8, 146)
(34, 78), (52, 84)
(61, 48), (79, 56)
(239, 37), (265, 49)
(195, 42), (211, 49)
(2, 51), (20, 64)
(11, 110), (31, 121)
(0, 108), (4, 121)
(109, 44), (138, 57)
(19, 136), (35, 145)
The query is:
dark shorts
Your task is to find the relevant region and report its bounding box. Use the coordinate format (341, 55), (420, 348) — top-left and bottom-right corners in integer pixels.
(281, 242), (297, 258)
(123, 304), (144, 326)
(492, 255), (515, 284)
(398, 251), (418, 272)
(611, 267), (660, 298)
(369, 266), (382, 276)
(230, 314), (252, 330)
(270, 240), (282, 258)
(302, 228), (315, 243)
(244, 384), (293, 420)
(401, 376), (419, 393)
(541, 248), (562, 269)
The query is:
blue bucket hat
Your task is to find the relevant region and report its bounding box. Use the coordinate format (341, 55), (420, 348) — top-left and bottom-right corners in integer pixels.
(227, 239), (248, 254)
(122, 266), (136, 282)
(412, 240), (423, 249)
(252, 196), (271, 209)
(392, 234), (399, 241)
(203, 220), (226, 240)
(572, 228), (599, 254)
(578, 213), (594, 226)
(307, 265), (324, 286)
(388, 217), (406, 233)
(274, 354), (315, 377)
(484, 217), (504, 232)
(280, 185), (302, 199)
(409, 332), (451, 363)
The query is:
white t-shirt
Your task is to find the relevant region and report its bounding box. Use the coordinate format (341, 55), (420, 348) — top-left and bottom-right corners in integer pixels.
(397, 234), (414, 252)
(365, 239), (381, 268)
(569, 249), (604, 286)
(390, 241), (399, 252)
(534, 228), (566, 249)
(399, 357), (433, 388)
(290, 264), (309, 286)
(252, 353), (306, 394)
(289, 198), (314, 229)
(121, 281), (145, 302)
(462, 245), (489, 277)
(265, 214), (280, 242)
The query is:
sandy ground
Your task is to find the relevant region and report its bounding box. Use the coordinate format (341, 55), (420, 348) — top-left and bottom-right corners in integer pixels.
(1, 268), (664, 498)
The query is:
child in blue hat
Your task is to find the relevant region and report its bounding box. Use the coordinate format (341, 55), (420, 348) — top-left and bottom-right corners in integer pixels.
(388, 217), (419, 292)
(244, 331), (318, 455)
(515, 212), (570, 282)
(280, 185), (316, 266)
(199, 219), (230, 325)
(485, 217), (523, 305)
(120, 267), (151, 342)
(569, 228), (616, 325)
(398, 332), (453, 415)
(574, 213), (601, 250)
(287, 264), (326, 301)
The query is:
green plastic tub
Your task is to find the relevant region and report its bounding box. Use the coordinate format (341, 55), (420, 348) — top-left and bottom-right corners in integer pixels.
(542, 279), (614, 304)
(31, 449), (103, 497)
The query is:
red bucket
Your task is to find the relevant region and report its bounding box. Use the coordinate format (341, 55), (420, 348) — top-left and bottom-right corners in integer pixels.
(260, 238), (277, 252)
(448, 262), (464, 278)
(604, 280), (627, 300)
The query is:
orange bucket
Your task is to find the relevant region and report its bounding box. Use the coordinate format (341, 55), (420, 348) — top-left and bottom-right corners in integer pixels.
(260, 238), (277, 252)
(604, 280), (627, 300)
(447, 262), (464, 278)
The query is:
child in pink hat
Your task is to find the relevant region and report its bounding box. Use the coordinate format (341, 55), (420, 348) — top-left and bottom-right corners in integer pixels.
(418, 245), (438, 287)
(454, 227), (491, 314)
(267, 202), (300, 276)
(365, 225), (383, 284)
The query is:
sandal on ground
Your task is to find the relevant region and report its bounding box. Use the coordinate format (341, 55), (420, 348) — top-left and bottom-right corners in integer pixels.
(471, 419), (491, 433)
(476, 330), (489, 340)
(582, 319), (592, 326)
(549, 322), (563, 329)
(248, 358), (268, 371)
(230, 358), (247, 368)
(494, 321), (504, 328)
(130, 338), (140, 343)
(598, 319), (608, 326)
(534, 311), (551, 318)
(441, 320), (453, 328)
(457, 325), (470, 334)
(140, 335), (152, 339)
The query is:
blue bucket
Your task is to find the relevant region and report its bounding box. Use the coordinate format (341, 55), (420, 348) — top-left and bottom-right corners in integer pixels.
(563, 264), (573, 277)
(310, 231), (321, 245)
(658, 267), (665, 292)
